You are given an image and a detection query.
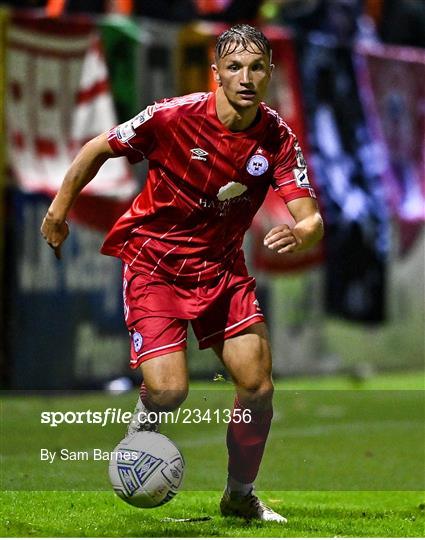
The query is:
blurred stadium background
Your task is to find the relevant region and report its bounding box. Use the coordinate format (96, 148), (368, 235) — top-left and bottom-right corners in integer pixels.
(0, 0), (423, 391)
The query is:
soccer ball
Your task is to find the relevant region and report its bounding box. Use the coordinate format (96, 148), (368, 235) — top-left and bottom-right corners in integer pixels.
(108, 431), (185, 508)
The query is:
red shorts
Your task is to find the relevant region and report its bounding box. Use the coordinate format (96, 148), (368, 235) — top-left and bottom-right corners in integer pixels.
(122, 254), (265, 368)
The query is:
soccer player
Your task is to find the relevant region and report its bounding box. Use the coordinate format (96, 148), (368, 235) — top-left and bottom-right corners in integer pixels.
(41, 24), (323, 522)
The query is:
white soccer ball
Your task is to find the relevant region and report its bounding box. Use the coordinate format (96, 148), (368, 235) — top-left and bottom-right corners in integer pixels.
(108, 432), (185, 508)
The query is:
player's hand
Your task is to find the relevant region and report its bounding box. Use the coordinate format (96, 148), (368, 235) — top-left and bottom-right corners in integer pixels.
(40, 214), (70, 260)
(263, 224), (300, 254)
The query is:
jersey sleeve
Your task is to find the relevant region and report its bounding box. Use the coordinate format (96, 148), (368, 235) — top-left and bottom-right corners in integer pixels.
(271, 130), (316, 203)
(107, 104), (158, 164)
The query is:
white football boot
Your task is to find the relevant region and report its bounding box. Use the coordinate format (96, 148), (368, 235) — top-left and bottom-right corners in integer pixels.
(125, 397), (159, 438)
(220, 489), (287, 523)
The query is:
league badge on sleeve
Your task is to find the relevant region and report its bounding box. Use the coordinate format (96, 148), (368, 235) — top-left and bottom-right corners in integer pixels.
(132, 105), (155, 129)
(117, 121), (136, 142)
(293, 167), (311, 188)
(246, 155), (269, 176)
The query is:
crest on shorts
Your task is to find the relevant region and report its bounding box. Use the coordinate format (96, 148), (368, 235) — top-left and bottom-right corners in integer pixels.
(132, 332), (143, 353)
(246, 154), (269, 176)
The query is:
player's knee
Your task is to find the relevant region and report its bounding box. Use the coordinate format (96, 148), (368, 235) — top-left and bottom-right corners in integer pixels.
(240, 379), (274, 406)
(148, 387), (188, 411)
(253, 381), (274, 402)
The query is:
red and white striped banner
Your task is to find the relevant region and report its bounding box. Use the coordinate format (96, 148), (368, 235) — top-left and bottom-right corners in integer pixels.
(6, 14), (136, 206)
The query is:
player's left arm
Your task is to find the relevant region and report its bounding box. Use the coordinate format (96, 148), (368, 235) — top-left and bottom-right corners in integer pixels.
(264, 197), (324, 254)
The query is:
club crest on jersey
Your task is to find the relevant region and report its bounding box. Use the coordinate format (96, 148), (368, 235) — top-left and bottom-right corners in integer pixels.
(246, 154), (269, 176)
(217, 181), (248, 201)
(293, 167), (310, 188)
(132, 332), (143, 353)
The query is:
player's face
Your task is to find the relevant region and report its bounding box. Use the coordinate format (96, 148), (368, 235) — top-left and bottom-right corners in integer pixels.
(213, 45), (273, 110)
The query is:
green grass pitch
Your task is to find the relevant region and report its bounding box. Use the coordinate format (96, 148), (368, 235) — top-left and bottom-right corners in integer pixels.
(1, 372), (424, 537)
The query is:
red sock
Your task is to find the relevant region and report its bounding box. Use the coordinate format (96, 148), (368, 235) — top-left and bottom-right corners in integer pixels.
(226, 397), (273, 484)
(139, 382), (149, 408)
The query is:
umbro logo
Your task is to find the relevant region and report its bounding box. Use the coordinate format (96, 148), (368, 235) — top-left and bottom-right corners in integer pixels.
(190, 148), (208, 161)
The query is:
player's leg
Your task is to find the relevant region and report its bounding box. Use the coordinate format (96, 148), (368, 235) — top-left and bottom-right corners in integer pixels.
(122, 265), (190, 436)
(192, 261), (281, 517)
(213, 322), (273, 488)
(140, 349), (189, 412)
(126, 349), (189, 436)
(125, 315), (189, 437)
(213, 323), (286, 522)
(213, 321), (273, 411)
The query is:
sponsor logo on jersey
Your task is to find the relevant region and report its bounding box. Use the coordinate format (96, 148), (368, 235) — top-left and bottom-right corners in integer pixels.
(293, 167), (310, 188)
(132, 331), (143, 353)
(190, 148), (208, 161)
(116, 120), (136, 142)
(246, 154), (269, 176)
(217, 181), (248, 201)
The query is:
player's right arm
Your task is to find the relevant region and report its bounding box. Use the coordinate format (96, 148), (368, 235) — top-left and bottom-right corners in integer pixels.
(40, 132), (116, 259)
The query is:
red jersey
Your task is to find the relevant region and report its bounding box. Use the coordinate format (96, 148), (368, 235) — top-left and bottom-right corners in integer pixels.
(102, 92), (315, 282)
